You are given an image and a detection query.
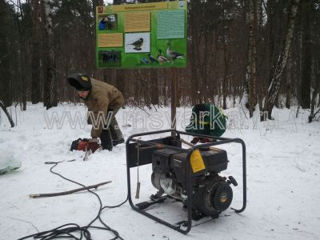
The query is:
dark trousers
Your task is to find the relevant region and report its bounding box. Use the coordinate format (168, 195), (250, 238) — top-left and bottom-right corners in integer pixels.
(100, 109), (123, 151)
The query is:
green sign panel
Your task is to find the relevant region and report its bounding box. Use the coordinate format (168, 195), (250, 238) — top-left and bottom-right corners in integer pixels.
(95, 1), (187, 69)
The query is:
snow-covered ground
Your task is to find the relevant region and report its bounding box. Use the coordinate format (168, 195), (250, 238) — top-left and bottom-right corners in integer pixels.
(0, 103), (319, 240)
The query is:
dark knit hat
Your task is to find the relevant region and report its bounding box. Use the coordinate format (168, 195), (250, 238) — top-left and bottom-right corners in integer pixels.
(67, 73), (92, 91)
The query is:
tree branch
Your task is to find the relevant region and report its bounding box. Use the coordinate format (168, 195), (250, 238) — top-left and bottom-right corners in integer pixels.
(0, 101), (15, 127)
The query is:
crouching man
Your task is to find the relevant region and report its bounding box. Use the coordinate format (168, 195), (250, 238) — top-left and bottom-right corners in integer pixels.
(67, 73), (124, 151)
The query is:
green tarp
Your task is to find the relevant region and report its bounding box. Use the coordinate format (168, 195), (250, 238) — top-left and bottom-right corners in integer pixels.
(186, 104), (227, 137)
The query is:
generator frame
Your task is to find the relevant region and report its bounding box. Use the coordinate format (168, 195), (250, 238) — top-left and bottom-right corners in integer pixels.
(126, 129), (246, 234)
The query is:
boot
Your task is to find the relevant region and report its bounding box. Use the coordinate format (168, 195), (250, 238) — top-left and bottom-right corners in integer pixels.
(100, 129), (113, 151)
(109, 119), (124, 147)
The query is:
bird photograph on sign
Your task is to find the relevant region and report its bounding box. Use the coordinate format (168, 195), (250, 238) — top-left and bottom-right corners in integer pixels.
(98, 50), (121, 67)
(166, 41), (184, 62)
(125, 33), (150, 53)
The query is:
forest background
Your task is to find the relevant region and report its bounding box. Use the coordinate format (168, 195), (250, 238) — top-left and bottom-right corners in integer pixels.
(0, 0), (319, 122)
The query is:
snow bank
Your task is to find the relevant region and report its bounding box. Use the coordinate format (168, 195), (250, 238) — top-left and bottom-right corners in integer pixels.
(0, 149), (22, 175)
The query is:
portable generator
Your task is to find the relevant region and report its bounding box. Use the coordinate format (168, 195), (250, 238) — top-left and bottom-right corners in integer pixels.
(126, 129), (246, 234)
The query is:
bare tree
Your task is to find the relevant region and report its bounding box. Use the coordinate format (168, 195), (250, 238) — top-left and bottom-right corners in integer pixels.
(300, 0), (312, 109)
(31, 0), (41, 104)
(42, 0), (57, 109)
(0, 101), (14, 127)
(3, 0), (319, 115)
(262, 0), (300, 120)
(247, 0), (257, 117)
(309, 49), (320, 122)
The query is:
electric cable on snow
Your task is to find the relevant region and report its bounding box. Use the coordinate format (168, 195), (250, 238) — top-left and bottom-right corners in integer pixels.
(18, 161), (128, 240)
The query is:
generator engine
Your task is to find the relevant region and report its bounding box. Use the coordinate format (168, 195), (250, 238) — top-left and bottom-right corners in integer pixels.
(151, 147), (237, 220)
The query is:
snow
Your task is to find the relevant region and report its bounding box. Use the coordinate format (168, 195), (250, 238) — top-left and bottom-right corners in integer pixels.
(0, 149), (22, 175)
(0, 103), (320, 240)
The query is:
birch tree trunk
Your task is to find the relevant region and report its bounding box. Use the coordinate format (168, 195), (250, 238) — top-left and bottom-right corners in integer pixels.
(42, 0), (57, 109)
(262, 0), (300, 120)
(247, 0), (258, 117)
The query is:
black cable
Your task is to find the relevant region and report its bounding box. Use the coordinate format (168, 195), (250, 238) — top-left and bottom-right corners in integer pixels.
(18, 161), (128, 240)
